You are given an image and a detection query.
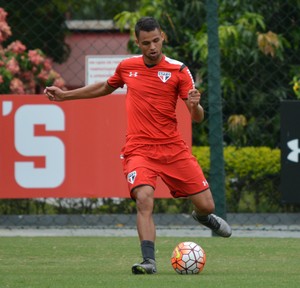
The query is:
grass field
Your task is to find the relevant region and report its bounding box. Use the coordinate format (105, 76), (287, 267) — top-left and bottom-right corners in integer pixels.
(0, 236), (299, 288)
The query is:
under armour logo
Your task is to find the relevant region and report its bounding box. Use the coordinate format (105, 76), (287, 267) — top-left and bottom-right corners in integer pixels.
(202, 180), (208, 186)
(287, 139), (300, 163)
(127, 171), (137, 184)
(129, 72), (138, 77)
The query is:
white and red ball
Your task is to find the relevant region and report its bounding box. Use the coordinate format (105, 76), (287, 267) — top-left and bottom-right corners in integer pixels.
(171, 241), (206, 274)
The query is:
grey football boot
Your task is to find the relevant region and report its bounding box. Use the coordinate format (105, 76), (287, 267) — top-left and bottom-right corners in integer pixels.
(192, 211), (232, 237)
(132, 259), (157, 274)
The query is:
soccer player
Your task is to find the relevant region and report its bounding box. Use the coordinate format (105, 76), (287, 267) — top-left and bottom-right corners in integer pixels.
(45, 16), (232, 275)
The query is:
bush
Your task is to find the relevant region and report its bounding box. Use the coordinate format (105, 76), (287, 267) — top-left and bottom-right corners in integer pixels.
(0, 8), (66, 94)
(0, 146), (283, 214)
(192, 146), (281, 212)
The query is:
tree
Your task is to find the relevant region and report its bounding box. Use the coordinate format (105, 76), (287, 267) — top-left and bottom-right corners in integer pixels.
(114, 0), (300, 147)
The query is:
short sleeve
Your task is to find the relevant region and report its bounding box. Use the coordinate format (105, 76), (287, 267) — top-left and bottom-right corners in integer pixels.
(178, 66), (195, 100)
(107, 62), (125, 89)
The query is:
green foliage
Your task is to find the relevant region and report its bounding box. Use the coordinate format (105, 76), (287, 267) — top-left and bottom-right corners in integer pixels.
(192, 146), (282, 212)
(224, 146), (280, 179)
(0, 147), (284, 214)
(0, 199), (56, 215)
(2, 146), (280, 215)
(114, 0), (300, 147)
(114, 0), (207, 73)
(291, 75), (300, 99)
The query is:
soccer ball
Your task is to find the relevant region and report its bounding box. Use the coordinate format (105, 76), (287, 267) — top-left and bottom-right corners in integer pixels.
(171, 241), (206, 274)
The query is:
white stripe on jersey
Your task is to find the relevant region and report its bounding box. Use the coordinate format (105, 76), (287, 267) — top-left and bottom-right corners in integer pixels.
(186, 67), (195, 88)
(164, 56), (195, 87)
(124, 55), (195, 87)
(164, 56), (184, 66)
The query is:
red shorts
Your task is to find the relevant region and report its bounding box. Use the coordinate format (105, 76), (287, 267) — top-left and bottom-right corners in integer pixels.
(121, 141), (209, 198)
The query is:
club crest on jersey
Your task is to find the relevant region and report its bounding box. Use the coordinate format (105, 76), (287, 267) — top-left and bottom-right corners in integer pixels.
(158, 71), (171, 83)
(127, 171), (137, 184)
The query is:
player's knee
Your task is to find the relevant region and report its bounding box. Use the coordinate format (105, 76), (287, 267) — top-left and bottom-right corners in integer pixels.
(136, 198), (154, 214)
(133, 186), (154, 212)
(204, 203), (215, 215)
(193, 199), (215, 215)
(190, 192), (215, 215)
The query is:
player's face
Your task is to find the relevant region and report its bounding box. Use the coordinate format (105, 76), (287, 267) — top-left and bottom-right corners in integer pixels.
(136, 28), (164, 65)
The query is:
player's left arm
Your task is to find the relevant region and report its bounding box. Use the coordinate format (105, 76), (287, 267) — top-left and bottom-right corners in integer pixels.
(184, 89), (204, 123)
(178, 65), (204, 123)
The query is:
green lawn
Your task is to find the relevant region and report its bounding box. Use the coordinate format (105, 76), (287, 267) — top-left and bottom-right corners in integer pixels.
(0, 236), (299, 288)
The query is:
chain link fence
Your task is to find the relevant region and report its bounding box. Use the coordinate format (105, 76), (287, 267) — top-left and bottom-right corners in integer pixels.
(1, 0), (300, 233)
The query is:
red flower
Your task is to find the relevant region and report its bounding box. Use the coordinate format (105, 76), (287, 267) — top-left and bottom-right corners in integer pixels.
(9, 78), (25, 94)
(28, 49), (45, 66)
(0, 7), (8, 22)
(6, 58), (20, 75)
(43, 58), (52, 71)
(37, 69), (49, 81)
(0, 8), (12, 43)
(6, 40), (27, 54)
(0, 8), (66, 94)
(0, 22), (12, 43)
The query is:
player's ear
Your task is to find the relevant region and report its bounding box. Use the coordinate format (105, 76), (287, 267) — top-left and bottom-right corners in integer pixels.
(161, 31), (166, 42)
(135, 38), (140, 47)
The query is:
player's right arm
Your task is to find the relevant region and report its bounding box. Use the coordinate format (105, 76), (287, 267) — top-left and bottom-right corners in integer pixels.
(44, 81), (116, 101)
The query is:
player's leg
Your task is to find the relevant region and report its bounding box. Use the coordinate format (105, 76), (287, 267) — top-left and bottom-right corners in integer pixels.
(189, 189), (232, 237)
(133, 185), (156, 242)
(121, 153), (158, 274)
(158, 142), (232, 238)
(131, 185), (157, 274)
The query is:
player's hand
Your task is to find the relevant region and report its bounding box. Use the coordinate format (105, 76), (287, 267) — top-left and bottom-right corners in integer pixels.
(188, 89), (201, 108)
(44, 86), (65, 101)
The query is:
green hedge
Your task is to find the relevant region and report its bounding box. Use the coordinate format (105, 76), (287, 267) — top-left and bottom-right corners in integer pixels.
(192, 146), (281, 212)
(0, 146), (285, 214)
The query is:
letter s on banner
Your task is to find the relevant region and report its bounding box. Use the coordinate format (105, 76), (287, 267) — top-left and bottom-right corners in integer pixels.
(14, 104), (65, 188)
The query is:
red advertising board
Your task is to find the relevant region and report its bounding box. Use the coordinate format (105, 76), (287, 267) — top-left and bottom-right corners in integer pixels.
(0, 95), (192, 199)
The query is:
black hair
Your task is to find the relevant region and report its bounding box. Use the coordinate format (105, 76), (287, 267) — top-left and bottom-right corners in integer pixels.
(135, 17), (161, 39)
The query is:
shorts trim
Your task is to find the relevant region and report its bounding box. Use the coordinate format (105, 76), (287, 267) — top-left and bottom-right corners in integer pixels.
(171, 187), (210, 198)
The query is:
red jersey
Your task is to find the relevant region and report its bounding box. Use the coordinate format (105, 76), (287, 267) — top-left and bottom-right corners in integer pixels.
(107, 55), (194, 146)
